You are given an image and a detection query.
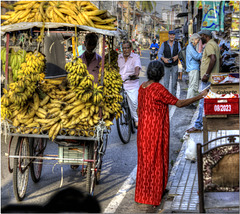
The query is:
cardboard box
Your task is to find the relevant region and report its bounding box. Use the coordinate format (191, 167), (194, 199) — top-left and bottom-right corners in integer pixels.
(204, 98), (239, 115)
(210, 83), (239, 95)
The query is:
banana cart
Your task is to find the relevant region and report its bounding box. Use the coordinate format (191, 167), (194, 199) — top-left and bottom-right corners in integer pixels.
(1, 22), (122, 201)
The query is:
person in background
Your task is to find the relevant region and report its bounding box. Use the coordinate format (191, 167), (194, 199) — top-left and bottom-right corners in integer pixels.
(150, 38), (159, 50)
(158, 30), (181, 97)
(77, 41), (85, 56)
(132, 39), (137, 53)
(185, 33), (202, 109)
(79, 33), (101, 83)
(135, 60), (208, 206)
(138, 43), (142, 56)
(118, 40), (142, 128)
(178, 40), (183, 81)
(187, 29), (220, 133)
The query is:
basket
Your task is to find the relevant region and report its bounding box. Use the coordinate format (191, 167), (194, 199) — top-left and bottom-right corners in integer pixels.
(58, 145), (89, 165)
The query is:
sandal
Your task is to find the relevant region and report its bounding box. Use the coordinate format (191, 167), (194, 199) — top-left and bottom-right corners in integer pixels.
(186, 127), (202, 133)
(70, 165), (79, 170)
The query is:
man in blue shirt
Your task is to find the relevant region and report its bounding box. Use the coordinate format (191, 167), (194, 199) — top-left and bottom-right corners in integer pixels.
(149, 39), (159, 60)
(158, 30), (181, 97)
(150, 38), (159, 49)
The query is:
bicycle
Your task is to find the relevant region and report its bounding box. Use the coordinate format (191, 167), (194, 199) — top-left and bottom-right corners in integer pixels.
(116, 75), (139, 144)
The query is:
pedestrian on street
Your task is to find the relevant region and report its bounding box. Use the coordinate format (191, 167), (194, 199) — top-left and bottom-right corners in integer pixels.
(187, 30), (221, 133)
(118, 40), (142, 128)
(185, 33), (202, 109)
(79, 33), (102, 83)
(158, 30), (181, 97)
(135, 60), (208, 206)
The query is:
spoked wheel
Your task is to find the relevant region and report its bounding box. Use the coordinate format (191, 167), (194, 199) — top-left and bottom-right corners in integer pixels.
(13, 137), (30, 201)
(86, 141), (95, 195)
(29, 138), (44, 183)
(116, 107), (132, 144)
(131, 118), (136, 134)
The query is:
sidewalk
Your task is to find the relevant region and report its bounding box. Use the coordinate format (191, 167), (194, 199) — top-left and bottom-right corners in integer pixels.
(160, 106), (239, 213)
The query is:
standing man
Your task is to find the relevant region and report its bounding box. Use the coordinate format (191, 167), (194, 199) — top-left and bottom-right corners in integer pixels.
(187, 30), (220, 133)
(118, 40), (142, 128)
(185, 33), (202, 109)
(79, 33), (102, 83)
(158, 30), (181, 97)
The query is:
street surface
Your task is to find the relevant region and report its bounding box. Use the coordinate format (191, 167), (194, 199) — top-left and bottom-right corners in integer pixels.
(1, 50), (195, 213)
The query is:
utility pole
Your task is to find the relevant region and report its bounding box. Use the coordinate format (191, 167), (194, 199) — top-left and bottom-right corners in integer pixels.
(133, 1), (136, 39)
(154, 8), (156, 39)
(127, 1), (130, 40)
(121, 1), (124, 30)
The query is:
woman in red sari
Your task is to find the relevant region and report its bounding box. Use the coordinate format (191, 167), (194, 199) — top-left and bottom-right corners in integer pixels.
(135, 61), (208, 206)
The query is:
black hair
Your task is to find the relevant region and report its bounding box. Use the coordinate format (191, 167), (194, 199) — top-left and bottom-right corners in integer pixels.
(122, 40), (132, 48)
(147, 60), (165, 82)
(85, 33), (98, 43)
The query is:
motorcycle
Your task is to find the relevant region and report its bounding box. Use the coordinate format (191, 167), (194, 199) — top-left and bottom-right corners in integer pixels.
(150, 47), (158, 60)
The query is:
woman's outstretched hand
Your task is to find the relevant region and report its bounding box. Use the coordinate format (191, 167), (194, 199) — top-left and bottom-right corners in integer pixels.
(200, 89), (208, 98)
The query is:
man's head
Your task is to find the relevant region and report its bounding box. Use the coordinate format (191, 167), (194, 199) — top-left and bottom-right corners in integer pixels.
(152, 38), (156, 44)
(198, 29), (212, 44)
(122, 40), (132, 58)
(189, 33), (201, 46)
(84, 33), (98, 54)
(168, 30), (176, 42)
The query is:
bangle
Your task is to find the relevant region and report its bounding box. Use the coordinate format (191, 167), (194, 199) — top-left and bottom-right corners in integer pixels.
(204, 74), (210, 77)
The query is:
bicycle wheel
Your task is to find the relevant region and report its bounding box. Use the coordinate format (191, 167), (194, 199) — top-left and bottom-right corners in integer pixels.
(29, 138), (44, 183)
(131, 118), (136, 134)
(117, 107), (132, 144)
(86, 141), (95, 195)
(13, 137), (30, 201)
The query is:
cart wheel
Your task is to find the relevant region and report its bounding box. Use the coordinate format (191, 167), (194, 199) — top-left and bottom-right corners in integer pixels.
(116, 107), (132, 144)
(96, 138), (105, 185)
(86, 141), (95, 195)
(30, 138), (44, 183)
(13, 137), (30, 201)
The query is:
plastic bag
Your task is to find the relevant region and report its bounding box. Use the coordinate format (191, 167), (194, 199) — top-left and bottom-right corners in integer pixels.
(184, 133), (196, 162)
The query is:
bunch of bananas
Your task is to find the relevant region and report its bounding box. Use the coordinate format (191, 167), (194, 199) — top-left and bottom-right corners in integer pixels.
(6, 81), (113, 141)
(1, 51), (45, 120)
(104, 50), (119, 70)
(65, 57), (88, 87)
(66, 57), (103, 104)
(1, 1), (117, 31)
(99, 63), (123, 119)
(1, 48), (26, 82)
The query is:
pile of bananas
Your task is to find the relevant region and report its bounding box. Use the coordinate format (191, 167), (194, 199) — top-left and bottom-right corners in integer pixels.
(99, 63), (123, 119)
(1, 51), (45, 120)
(6, 80), (113, 141)
(66, 57), (103, 105)
(1, 1), (117, 30)
(1, 47), (26, 82)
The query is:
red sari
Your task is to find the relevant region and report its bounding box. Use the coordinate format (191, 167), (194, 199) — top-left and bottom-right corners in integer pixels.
(135, 82), (178, 206)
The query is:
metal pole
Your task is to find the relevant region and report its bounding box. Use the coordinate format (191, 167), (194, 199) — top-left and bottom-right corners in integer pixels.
(127, 1), (130, 40)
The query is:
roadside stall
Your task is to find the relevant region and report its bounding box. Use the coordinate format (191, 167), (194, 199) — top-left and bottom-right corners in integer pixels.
(196, 1), (240, 148)
(1, 1), (124, 201)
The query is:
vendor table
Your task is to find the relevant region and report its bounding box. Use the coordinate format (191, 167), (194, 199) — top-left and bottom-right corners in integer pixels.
(203, 114), (239, 151)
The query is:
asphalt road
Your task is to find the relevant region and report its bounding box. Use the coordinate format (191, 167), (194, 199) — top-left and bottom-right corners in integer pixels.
(1, 50), (195, 213)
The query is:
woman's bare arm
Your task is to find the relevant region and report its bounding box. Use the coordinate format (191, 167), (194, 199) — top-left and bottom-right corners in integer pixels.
(175, 89), (208, 108)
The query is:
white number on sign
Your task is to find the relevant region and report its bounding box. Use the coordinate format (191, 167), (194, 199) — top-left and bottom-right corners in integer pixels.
(214, 105), (231, 112)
